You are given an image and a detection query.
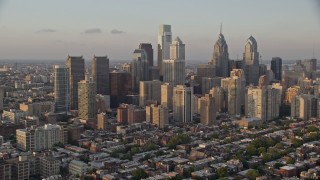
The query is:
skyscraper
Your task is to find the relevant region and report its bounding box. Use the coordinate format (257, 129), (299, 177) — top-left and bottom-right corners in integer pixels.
(230, 69), (246, 107)
(271, 57), (282, 81)
(199, 94), (216, 126)
(291, 94), (318, 120)
(163, 37), (185, 86)
(158, 24), (172, 77)
(197, 64), (215, 85)
(210, 27), (229, 77)
(161, 83), (173, 110)
(139, 80), (161, 106)
(92, 56), (110, 95)
(246, 85), (281, 121)
(139, 43), (154, 66)
(173, 85), (193, 123)
(66, 56), (85, 110)
(109, 70), (132, 108)
(131, 49), (149, 93)
(78, 79), (97, 121)
(243, 36), (259, 85)
(209, 87), (226, 112)
(221, 76), (241, 115)
(54, 65), (69, 113)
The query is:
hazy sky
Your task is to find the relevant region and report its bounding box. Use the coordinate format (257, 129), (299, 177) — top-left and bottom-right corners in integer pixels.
(0, 0), (319, 61)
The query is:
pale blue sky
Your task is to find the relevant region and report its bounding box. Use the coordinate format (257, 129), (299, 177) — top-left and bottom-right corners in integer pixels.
(0, 0), (319, 61)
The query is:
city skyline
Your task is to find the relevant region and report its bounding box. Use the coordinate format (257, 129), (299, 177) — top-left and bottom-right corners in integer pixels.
(0, 0), (319, 61)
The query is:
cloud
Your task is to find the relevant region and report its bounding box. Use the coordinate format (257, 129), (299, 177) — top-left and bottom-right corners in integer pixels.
(83, 28), (102, 34)
(111, 29), (125, 34)
(35, 29), (57, 33)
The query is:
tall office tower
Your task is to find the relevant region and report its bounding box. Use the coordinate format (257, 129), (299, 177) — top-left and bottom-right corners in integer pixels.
(92, 56), (110, 95)
(158, 24), (172, 77)
(161, 83), (173, 110)
(139, 43), (154, 66)
(128, 106), (146, 124)
(148, 66), (160, 80)
(173, 85), (193, 123)
(291, 94), (318, 120)
(131, 49), (149, 93)
(197, 64), (216, 85)
(199, 94), (216, 126)
(66, 56), (85, 110)
(302, 59), (317, 72)
(209, 87), (226, 112)
(78, 79), (97, 121)
(229, 60), (243, 71)
(271, 57), (282, 81)
(243, 36), (259, 86)
(163, 37), (185, 86)
(139, 80), (161, 106)
(210, 27), (229, 77)
(54, 65), (69, 113)
(221, 76), (241, 115)
(201, 77), (223, 95)
(146, 104), (169, 129)
(230, 69), (246, 106)
(110, 70), (132, 108)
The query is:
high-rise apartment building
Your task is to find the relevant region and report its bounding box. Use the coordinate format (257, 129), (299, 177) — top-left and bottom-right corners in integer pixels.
(97, 113), (108, 130)
(243, 36), (259, 86)
(40, 156), (60, 178)
(146, 104), (169, 129)
(246, 86), (281, 121)
(173, 85), (193, 123)
(291, 94), (318, 120)
(92, 56), (110, 95)
(210, 29), (229, 77)
(66, 56), (85, 110)
(16, 124), (61, 151)
(161, 83), (173, 110)
(54, 65), (69, 113)
(221, 76), (241, 115)
(163, 37), (185, 86)
(158, 24), (172, 77)
(285, 86), (301, 104)
(139, 80), (161, 106)
(209, 87), (226, 112)
(78, 79), (97, 121)
(139, 43), (154, 66)
(230, 69), (246, 107)
(199, 94), (216, 126)
(271, 57), (282, 81)
(131, 49), (149, 93)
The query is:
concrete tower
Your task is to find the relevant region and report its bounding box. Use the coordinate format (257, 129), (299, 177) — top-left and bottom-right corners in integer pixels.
(271, 57), (282, 81)
(78, 79), (97, 121)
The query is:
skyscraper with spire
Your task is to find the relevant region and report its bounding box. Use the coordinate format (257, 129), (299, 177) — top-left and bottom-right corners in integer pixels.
(243, 36), (260, 85)
(210, 24), (229, 77)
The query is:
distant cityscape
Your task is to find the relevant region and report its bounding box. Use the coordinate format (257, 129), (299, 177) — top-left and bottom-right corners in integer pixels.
(0, 24), (319, 180)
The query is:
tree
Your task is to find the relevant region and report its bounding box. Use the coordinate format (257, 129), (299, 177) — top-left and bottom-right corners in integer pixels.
(167, 134), (191, 149)
(132, 168), (148, 180)
(291, 138), (303, 148)
(245, 169), (260, 180)
(306, 125), (319, 133)
(217, 167), (227, 178)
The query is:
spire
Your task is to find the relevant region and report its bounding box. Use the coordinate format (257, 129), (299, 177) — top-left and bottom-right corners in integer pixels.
(220, 23), (222, 34)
